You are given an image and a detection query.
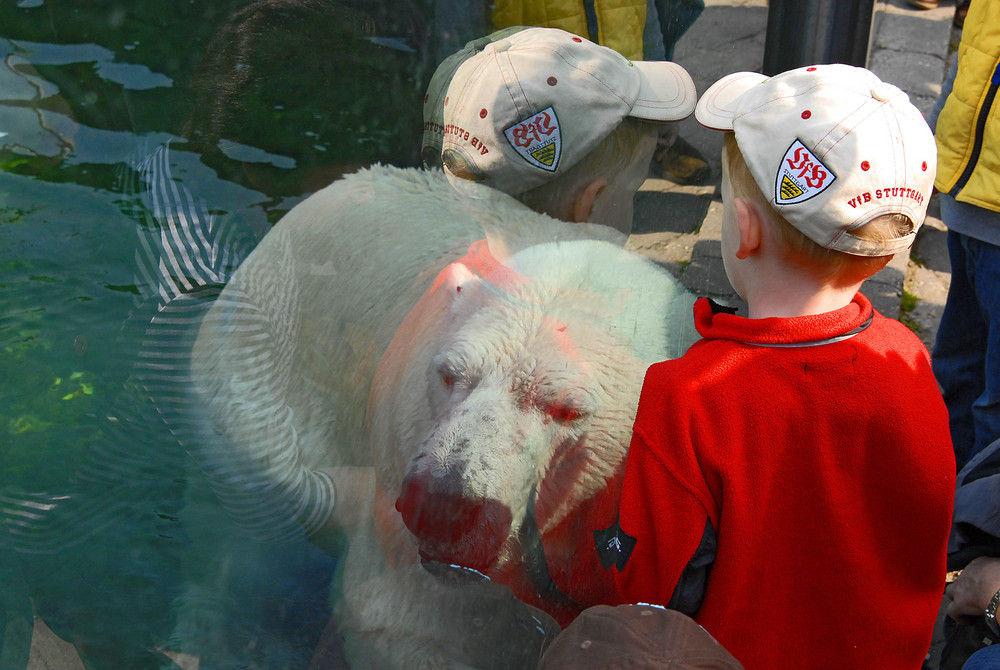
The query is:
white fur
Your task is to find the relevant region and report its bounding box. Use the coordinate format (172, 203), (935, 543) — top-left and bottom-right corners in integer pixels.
(187, 165), (698, 667)
(351, 237), (697, 665)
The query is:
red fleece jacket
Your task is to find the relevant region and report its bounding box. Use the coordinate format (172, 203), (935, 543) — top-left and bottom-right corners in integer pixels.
(615, 295), (954, 669)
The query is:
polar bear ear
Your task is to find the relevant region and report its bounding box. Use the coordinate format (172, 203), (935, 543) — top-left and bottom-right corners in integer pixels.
(438, 261), (480, 302)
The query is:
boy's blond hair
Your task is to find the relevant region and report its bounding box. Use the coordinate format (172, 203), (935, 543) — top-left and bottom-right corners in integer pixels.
(723, 133), (912, 287)
(516, 118), (658, 220)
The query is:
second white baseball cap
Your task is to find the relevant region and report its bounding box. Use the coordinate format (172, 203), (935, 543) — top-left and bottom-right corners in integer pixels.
(696, 63), (936, 256)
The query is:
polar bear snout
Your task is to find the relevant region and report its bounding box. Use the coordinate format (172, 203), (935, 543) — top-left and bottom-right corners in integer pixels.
(395, 468), (513, 573)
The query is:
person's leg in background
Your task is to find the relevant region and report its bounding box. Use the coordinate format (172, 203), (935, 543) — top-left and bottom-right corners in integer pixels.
(644, 0), (710, 185)
(932, 197), (1000, 472)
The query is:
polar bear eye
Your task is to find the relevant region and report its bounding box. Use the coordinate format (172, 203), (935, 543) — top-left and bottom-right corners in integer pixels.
(433, 353), (476, 393)
(436, 361), (463, 390)
(545, 403), (581, 423)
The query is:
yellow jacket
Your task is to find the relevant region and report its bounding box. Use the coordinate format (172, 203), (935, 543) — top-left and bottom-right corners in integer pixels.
(491, 0), (646, 60)
(934, 0), (1000, 212)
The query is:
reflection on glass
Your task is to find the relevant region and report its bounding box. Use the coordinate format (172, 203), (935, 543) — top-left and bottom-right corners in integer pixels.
(0, 2), (718, 669)
(191, 165), (698, 666)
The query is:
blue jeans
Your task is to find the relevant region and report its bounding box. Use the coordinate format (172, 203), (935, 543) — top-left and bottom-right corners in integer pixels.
(932, 229), (1000, 471)
(964, 644), (1000, 669)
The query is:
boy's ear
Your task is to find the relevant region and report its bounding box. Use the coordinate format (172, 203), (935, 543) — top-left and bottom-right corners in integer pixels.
(571, 178), (607, 223)
(734, 197), (763, 259)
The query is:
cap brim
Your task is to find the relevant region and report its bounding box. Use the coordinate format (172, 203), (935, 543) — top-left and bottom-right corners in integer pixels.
(630, 60), (697, 122)
(694, 71), (769, 130)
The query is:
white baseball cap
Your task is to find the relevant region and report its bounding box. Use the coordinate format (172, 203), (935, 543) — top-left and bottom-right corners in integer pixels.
(421, 26), (528, 169)
(440, 27), (697, 195)
(695, 63), (936, 256)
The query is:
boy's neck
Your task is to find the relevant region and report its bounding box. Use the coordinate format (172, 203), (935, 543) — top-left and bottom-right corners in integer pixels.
(742, 261), (865, 319)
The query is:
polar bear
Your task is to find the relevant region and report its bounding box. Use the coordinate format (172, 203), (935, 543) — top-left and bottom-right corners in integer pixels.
(341, 238), (698, 655)
(184, 165), (650, 666)
(191, 166), (633, 509)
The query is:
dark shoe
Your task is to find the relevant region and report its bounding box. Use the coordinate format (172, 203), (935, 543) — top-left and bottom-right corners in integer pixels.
(653, 135), (711, 185)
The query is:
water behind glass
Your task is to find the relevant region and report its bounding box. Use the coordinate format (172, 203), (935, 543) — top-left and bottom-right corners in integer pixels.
(0, 2), (430, 667)
(0, 2), (716, 668)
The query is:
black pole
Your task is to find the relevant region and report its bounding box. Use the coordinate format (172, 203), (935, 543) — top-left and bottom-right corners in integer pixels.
(823, 0), (876, 67)
(762, 0), (876, 76)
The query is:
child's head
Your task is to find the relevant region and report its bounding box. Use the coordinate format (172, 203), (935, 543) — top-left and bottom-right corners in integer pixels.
(422, 27), (695, 231)
(722, 133), (914, 286)
(697, 64), (936, 285)
(515, 116), (659, 231)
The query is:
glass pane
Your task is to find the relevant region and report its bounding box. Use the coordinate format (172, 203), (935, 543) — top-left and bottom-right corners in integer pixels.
(0, 2), (762, 668)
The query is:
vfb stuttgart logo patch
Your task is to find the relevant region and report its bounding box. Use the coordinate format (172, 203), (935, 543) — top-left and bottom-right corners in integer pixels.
(504, 106), (561, 172)
(775, 139), (836, 205)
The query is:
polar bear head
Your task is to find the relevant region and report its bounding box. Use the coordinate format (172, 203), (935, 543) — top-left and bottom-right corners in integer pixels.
(368, 240), (696, 623)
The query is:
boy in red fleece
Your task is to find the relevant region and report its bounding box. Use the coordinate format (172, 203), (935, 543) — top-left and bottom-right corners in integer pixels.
(607, 64), (955, 669)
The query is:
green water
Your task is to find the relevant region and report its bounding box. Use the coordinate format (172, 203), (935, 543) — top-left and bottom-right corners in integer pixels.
(1, 2), (432, 667)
